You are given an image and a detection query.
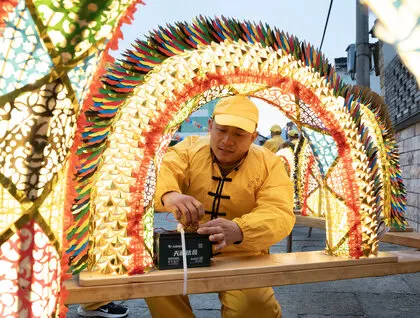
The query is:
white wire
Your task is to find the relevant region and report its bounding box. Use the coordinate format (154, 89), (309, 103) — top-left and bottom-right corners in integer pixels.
(177, 223), (188, 295)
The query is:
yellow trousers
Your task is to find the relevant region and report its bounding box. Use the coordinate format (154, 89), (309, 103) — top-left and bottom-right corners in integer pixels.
(146, 287), (281, 318)
(81, 302), (110, 310)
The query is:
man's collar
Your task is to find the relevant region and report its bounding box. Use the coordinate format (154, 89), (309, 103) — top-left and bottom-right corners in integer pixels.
(210, 149), (247, 176)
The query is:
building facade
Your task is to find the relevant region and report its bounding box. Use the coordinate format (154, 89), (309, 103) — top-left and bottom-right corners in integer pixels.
(335, 43), (419, 231)
(176, 100), (216, 139)
(380, 43), (420, 231)
(334, 50), (381, 94)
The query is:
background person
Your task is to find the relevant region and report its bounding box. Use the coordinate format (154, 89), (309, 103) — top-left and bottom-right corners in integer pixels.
(147, 95), (295, 318)
(263, 124), (285, 153)
(275, 129), (300, 178)
(287, 129), (299, 149)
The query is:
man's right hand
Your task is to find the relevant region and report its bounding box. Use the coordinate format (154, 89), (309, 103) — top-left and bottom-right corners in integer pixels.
(161, 192), (205, 227)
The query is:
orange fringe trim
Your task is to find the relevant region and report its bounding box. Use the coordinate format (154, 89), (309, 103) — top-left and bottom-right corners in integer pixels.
(61, 0), (145, 312)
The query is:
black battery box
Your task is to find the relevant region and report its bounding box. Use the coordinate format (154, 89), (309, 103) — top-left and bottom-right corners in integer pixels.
(153, 229), (212, 270)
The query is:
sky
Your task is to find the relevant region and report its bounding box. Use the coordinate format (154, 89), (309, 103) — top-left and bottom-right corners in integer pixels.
(111, 0), (373, 136)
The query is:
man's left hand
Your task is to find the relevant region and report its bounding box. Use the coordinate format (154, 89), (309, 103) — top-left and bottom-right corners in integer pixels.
(197, 219), (243, 252)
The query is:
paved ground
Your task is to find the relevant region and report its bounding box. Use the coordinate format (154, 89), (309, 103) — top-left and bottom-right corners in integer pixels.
(67, 214), (420, 317)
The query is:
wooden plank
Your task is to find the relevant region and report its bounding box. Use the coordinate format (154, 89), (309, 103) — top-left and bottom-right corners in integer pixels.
(294, 215), (419, 248)
(64, 250), (420, 305)
(79, 251), (397, 287)
(389, 226), (413, 232)
(294, 213), (413, 232)
(295, 215), (325, 229)
(381, 232), (420, 248)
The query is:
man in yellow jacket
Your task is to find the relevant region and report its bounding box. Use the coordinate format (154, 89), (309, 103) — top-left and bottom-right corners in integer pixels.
(147, 95), (295, 318)
(263, 124), (285, 153)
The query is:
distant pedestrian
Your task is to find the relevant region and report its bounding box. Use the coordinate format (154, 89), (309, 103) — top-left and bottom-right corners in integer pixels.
(288, 129), (299, 149)
(263, 124), (285, 153)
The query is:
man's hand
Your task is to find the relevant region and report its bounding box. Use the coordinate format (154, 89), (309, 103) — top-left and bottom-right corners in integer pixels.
(161, 192), (204, 227)
(197, 219), (243, 252)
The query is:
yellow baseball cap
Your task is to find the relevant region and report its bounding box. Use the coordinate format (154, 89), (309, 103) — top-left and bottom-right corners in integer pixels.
(270, 124), (282, 133)
(213, 96), (259, 133)
(288, 129), (299, 137)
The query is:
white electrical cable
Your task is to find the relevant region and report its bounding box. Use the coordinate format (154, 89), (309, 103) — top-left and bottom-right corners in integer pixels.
(177, 223), (188, 295)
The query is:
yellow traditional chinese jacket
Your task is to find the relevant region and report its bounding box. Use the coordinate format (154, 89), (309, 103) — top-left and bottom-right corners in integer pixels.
(263, 135), (285, 153)
(155, 135), (295, 256)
